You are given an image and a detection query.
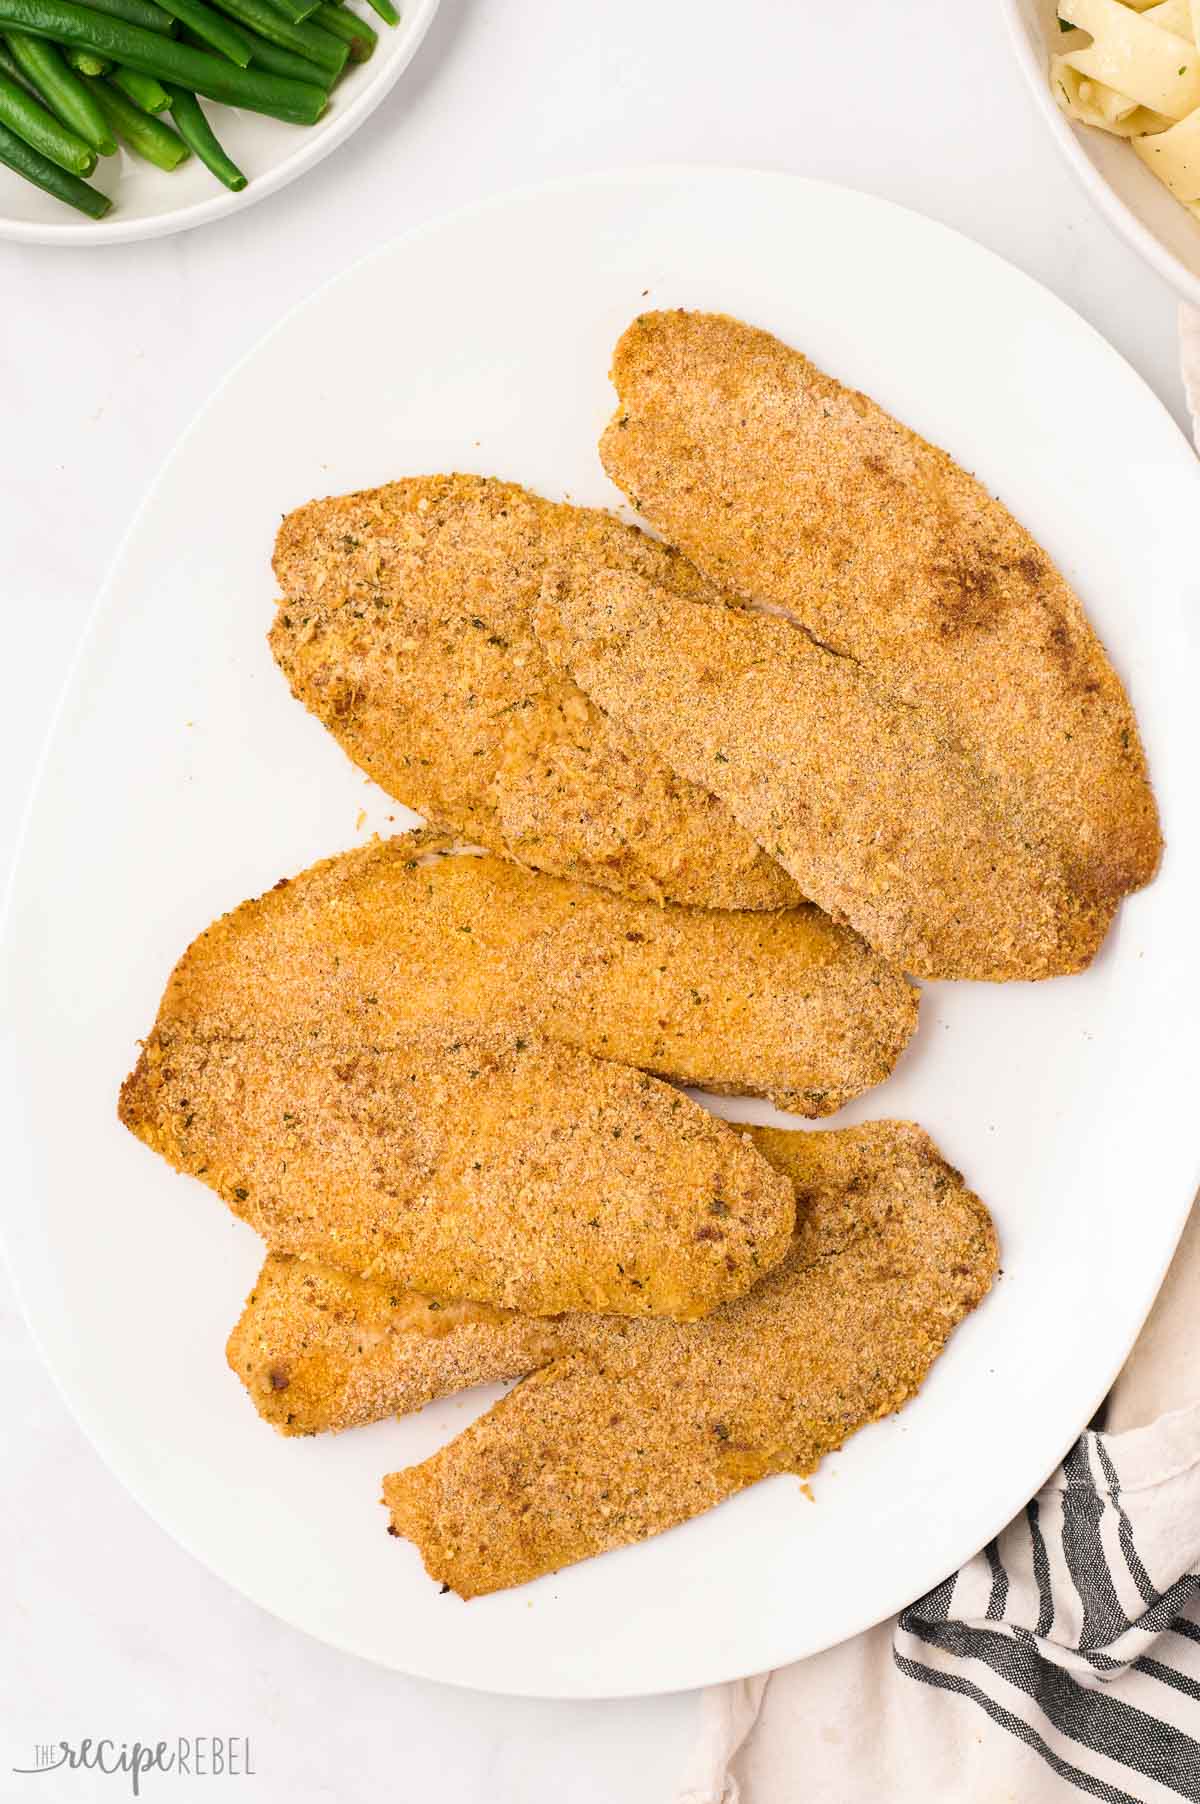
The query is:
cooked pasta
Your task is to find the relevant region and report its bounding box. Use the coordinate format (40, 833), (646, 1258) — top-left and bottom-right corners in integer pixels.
(1051, 59), (1172, 134)
(1132, 101), (1200, 206)
(1145, 0), (1192, 34)
(1058, 0), (1200, 116)
(1053, 0), (1200, 219)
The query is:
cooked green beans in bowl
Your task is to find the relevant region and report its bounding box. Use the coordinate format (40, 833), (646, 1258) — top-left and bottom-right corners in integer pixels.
(0, 0), (390, 217)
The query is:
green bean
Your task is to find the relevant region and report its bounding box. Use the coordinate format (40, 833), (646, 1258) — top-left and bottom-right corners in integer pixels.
(262, 0), (320, 24)
(109, 60), (166, 105)
(358, 0), (395, 27)
(64, 43), (109, 70)
(0, 37), (30, 83)
(163, 81), (243, 186)
(77, 0), (175, 32)
(0, 61), (94, 165)
(88, 70), (185, 163)
(243, 31), (332, 84)
(4, 31), (116, 150)
(0, 0), (328, 120)
(178, 18), (328, 83)
(0, 112), (108, 209)
(313, 1), (371, 58)
(209, 0), (345, 76)
(153, 0), (251, 65)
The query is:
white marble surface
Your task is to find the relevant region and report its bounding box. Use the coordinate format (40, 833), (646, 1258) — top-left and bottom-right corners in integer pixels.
(0, 1), (1189, 1797)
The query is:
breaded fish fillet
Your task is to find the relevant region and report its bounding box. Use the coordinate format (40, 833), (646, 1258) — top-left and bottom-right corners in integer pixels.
(271, 474), (800, 911)
(376, 1122), (997, 1596)
(119, 1027), (794, 1320)
(227, 1257), (557, 1435)
(145, 831), (917, 1117)
(599, 309), (1160, 913)
(228, 1121), (992, 1439)
(536, 570), (1108, 980)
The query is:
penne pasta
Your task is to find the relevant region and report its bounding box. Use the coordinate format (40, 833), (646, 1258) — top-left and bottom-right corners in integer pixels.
(1051, 0), (1200, 213)
(1059, 0), (1200, 118)
(1052, 56), (1174, 134)
(1095, 78), (1142, 115)
(1143, 0), (1194, 37)
(1133, 101), (1200, 195)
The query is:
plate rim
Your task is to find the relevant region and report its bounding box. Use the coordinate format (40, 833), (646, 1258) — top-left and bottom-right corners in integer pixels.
(4, 164), (1200, 1696)
(0, 0), (441, 249)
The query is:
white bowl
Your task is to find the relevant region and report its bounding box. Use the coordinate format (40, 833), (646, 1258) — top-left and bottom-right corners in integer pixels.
(0, 0), (439, 246)
(1004, 0), (1200, 305)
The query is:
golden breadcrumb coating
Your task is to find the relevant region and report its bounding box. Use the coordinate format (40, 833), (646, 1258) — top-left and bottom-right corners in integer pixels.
(599, 309), (1160, 915)
(378, 1121), (997, 1595)
(227, 1257), (554, 1435)
(271, 474), (800, 911)
(536, 569), (1111, 980)
(143, 831), (918, 1117)
(227, 1118), (990, 1439)
(120, 1026), (794, 1320)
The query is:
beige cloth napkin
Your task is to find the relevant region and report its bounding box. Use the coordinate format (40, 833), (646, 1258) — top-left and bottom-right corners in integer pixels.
(675, 317), (1200, 1804)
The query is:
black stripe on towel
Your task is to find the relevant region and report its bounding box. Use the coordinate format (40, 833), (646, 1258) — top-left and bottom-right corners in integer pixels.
(919, 1572), (957, 1624)
(1061, 1441), (1133, 1664)
(1087, 1441), (1200, 1644)
(1134, 1658), (1200, 1706)
(1028, 1497), (1055, 1638)
(985, 1539), (1010, 1621)
(1134, 1580), (1200, 1642)
(901, 1616), (1200, 1798)
(893, 1650), (1142, 1804)
(1094, 1437), (1157, 1608)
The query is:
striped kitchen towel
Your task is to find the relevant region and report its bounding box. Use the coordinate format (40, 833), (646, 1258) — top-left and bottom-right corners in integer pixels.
(677, 1205), (1200, 1804)
(895, 1405), (1200, 1803)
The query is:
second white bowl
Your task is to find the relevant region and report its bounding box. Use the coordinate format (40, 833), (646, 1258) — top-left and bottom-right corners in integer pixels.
(1003, 0), (1200, 305)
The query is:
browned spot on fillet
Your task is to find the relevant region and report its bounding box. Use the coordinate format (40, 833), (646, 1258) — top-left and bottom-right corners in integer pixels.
(929, 550), (1002, 636)
(536, 566), (1113, 979)
(598, 310), (1161, 929)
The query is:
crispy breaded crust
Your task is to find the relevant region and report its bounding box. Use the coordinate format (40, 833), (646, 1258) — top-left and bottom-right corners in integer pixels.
(146, 831), (918, 1117)
(271, 474), (800, 911)
(227, 1256), (556, 1435)
(600, 310), (1161, 911)
(120, 1026), (794, 1320)
(228, 1119), (988, 1438)
(380, 1121), (997, 1596)
(536, 569), (1111, 980)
